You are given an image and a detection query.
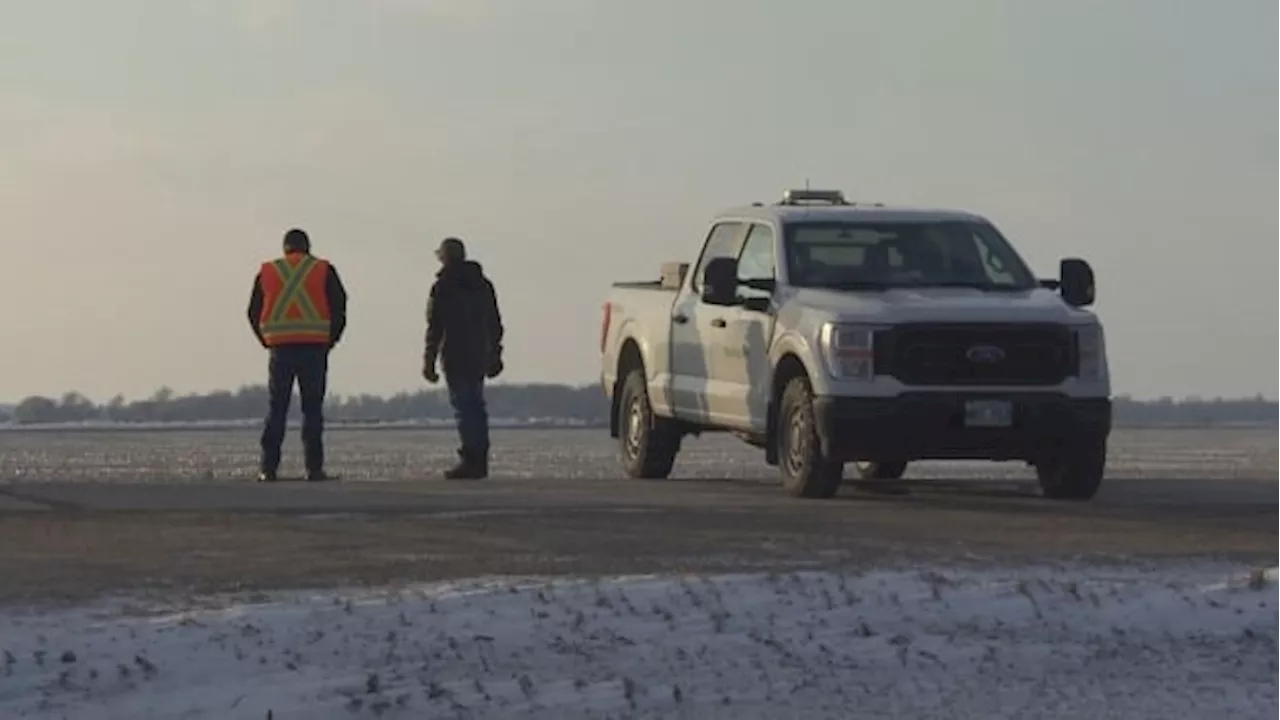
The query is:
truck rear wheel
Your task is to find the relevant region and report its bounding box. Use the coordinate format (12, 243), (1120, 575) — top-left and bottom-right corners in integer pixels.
(1035, 439), (1106, 500)
(618, 370), (680, 479)
(854, 460), (908, 480)
(777, 376), (843, 498)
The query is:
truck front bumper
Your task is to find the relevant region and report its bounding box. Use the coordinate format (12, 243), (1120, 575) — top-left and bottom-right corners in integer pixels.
(810, 393), (1112, 462)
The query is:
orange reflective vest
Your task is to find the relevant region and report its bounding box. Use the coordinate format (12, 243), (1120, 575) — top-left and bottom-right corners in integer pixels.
(258, 253), (333, 346)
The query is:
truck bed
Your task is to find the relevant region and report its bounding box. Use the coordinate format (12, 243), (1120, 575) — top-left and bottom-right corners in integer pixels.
(611, 281), (677, 291)
(611, 262), (688, 292)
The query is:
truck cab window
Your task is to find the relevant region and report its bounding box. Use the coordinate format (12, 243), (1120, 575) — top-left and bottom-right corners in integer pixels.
(691, 221), (745, 292)
(785, 221), (1036, 290)
(736, 224), (776, 301)
(968, 230), (1017, 284)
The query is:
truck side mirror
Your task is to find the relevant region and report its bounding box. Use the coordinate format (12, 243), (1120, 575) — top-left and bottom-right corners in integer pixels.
(701, 257), (739, 306)
(1059, 258), (1095, 307)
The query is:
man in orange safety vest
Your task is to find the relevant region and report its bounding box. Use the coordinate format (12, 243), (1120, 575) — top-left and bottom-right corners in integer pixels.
(246, 228), (349, 482)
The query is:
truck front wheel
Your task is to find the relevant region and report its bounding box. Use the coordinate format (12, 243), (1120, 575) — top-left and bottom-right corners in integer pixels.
(617, 370), (681, 479)
(777, 376), (843, 498)
(1034, 439), (1106, 500)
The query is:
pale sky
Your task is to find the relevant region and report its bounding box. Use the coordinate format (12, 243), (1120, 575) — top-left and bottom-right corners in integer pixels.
(0, 0), (1275, 402)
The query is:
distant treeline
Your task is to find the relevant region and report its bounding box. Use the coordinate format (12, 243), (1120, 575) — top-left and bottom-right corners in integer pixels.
(0, 385), (1274, 429)
(2, 385), (608, 427)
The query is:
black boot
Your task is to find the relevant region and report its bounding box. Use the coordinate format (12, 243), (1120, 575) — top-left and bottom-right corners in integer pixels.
(257, 470), (278, 483)
(443, 451), (487, 480)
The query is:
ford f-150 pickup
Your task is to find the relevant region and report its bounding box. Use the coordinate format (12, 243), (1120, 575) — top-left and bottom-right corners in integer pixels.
(599, 189), (1111, 500)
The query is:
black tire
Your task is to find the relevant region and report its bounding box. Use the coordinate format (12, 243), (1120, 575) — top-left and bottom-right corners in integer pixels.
(854, 460), (908, 480)
(1035, 438), (1106, 500)
(777, 376), (843, 498)
(617, 369), (680, 479)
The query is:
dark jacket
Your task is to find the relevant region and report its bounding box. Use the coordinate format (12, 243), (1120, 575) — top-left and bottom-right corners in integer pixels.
(247, 259), (349, 348)
(424, 260), (504, 380)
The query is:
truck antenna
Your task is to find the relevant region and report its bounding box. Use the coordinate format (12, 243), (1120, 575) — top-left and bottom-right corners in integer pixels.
(804, 177), (810, 190)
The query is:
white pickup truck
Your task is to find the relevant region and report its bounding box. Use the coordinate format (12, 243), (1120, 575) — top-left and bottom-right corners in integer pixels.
(599, 189), (1112, 500)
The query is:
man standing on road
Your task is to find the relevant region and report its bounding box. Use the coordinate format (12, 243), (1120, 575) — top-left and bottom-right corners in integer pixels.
(422, 237), (504, 480)
(247, 228), (349, 483)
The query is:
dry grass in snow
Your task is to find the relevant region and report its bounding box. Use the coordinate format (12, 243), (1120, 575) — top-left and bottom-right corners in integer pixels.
(0, 565), (1275, 719)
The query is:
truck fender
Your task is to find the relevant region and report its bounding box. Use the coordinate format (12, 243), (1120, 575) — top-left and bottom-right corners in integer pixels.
(764, 331), (820, 465)
(608, 321), (656, 437)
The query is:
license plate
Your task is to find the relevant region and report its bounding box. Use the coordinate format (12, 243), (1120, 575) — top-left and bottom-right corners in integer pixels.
(964, 400), (1012, 428)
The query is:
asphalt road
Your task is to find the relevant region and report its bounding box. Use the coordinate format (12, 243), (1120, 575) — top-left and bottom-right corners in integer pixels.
(0, 471), (1274, 605)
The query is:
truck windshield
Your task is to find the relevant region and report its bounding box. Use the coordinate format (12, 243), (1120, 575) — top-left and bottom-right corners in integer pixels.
(783, 221), (1039, 291)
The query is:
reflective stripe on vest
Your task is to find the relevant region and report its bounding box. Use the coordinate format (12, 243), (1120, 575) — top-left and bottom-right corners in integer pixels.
(259, 254), (332, 346)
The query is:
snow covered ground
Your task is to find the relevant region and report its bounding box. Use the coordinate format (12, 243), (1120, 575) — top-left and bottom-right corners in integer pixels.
(0, 566), (1275, 720)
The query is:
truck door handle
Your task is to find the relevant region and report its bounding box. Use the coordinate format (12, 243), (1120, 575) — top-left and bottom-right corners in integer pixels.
(673, 314), (689, 324)
(710, 318), (727, 328)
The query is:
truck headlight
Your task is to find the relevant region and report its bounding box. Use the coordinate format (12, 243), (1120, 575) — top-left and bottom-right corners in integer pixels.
(1074, 325), (1106, 380)
(821, 323), (876, 380)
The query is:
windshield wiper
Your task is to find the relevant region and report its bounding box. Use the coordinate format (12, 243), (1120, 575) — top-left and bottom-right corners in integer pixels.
(818, 281), (889, 291)
(806, 281), (1031, 292)
(899, 281), (1031, 292)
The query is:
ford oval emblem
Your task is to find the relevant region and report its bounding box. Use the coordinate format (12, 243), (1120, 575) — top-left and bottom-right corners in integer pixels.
(966, 344), (1006, 364)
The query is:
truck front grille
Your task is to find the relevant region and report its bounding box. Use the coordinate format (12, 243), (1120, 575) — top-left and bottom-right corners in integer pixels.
(874, 323), (1075, 386)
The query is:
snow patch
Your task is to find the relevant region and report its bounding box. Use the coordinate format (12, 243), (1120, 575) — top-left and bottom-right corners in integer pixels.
(0, 567), (1275, 719)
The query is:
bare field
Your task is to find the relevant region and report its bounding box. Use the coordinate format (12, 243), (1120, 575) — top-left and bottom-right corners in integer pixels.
(0, 428), (1274, 605)
(1, 426), (1275, 484)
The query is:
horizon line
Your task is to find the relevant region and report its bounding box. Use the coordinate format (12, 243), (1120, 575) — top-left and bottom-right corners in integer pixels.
(4, 383), (1277, 407)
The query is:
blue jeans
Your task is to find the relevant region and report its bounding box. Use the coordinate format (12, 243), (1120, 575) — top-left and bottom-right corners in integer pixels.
(261, 345), (328, 474)
(447, 376), (489, 461)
